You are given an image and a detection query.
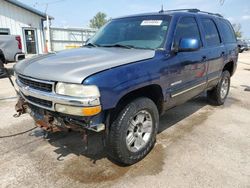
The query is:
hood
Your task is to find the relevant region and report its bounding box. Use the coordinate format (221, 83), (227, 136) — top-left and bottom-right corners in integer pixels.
(14, 47), (155, 83)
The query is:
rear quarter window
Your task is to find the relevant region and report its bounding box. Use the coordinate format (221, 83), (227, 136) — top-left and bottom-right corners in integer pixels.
(217, 19), (236, 43)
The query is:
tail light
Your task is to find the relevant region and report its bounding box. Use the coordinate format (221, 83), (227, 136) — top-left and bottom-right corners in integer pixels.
(15, 36), (22, 50)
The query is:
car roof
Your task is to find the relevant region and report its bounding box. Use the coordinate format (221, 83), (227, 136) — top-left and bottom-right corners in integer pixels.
(114, 9), (224, 20)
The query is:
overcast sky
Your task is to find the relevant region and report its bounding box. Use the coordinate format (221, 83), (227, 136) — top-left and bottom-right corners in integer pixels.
(19, 0), (250, 38)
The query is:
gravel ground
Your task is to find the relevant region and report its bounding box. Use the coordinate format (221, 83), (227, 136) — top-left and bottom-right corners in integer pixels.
(0, 52), (249, 188)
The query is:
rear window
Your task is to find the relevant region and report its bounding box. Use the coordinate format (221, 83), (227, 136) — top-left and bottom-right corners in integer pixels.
(201, 19), (221, 47)
(218, 20), (236, 43)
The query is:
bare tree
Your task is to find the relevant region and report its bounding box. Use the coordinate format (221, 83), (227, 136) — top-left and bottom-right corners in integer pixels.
(232, 23), (242, 38)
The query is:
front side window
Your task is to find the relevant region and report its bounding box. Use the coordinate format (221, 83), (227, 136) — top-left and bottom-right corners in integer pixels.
(201, 18), (221, 47)
(174, 17), (202, 46)
(89, 15), (171, 50)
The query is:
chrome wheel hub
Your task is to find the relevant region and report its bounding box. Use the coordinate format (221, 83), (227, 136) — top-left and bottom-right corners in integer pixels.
(126, 110), (153, 152)
(220, 77), (229, 99)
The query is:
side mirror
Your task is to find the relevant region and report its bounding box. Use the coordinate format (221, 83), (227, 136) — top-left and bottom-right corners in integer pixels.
(176, 38), (200, 52)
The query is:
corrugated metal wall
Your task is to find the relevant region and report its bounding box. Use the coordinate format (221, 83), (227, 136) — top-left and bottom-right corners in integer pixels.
(0, 0), (45, 54)
(49, 27), (96, 51)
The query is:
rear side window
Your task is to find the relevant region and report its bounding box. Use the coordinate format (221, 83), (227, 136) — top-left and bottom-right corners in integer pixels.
(218, 20), (236, 43)
(174, 17), (201, 46)
(201, 19), (221, 47)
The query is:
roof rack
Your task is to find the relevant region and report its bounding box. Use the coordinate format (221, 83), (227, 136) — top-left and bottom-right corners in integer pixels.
(159, 8), (223, 18)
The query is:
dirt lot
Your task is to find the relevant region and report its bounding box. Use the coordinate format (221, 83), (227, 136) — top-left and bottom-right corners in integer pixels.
(0, 52), (249, 188)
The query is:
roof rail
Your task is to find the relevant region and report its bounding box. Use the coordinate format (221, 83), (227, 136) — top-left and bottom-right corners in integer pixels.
(160, 8), (223, 18)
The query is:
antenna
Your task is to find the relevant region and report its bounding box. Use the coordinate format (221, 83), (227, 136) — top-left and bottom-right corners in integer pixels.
(159, 4), (164, 13)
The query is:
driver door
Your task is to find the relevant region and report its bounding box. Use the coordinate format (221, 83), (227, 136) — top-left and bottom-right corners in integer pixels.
(166, 16), (208, 106)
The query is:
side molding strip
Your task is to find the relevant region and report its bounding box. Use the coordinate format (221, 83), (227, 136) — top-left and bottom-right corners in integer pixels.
(171, 80), (182, 86)
(208, 76), (219, 82)
(171, 82), (206, 98)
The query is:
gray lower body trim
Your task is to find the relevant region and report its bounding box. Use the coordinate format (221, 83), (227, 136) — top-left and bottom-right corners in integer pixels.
(208, 76), (219, 83)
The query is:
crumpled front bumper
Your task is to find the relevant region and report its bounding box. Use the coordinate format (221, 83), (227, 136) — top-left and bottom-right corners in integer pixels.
(15, 74), (105, 132)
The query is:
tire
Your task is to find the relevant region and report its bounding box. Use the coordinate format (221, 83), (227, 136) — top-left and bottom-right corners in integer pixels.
(107, 97), (159, 165)
(207, 70), (230, 105)
(0, 59), (7, 79)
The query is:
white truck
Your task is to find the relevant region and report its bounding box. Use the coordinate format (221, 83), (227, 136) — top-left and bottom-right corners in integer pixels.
(0, 35), (25, 77)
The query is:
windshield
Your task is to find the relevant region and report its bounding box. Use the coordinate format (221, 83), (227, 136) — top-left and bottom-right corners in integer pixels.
(88, 15), (171, 50)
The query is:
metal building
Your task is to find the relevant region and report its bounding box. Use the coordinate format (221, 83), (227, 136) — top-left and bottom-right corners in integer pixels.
(0, 0), (53, 55)
(49, 27), (96, 51)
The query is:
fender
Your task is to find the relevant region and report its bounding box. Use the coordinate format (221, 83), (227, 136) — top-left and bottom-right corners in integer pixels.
(83, 51), (167, 110)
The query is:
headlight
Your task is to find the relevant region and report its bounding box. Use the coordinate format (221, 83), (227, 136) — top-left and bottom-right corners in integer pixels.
(55, 82), (100, 98)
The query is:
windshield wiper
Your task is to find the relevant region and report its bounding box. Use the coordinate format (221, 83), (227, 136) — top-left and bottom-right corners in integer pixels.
(84, 42), (99, 47)
(100, 44), (135, 49)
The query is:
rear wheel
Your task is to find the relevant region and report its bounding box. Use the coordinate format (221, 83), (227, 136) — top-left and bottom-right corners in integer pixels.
(107, 97), (159, 165)
(0, 59), (6, 78)
(207, 71), (230, 105)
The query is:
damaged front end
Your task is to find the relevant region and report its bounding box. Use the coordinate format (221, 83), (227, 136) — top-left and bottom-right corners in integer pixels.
(15, 95), (105, 134)
(14, 73), (106, 137)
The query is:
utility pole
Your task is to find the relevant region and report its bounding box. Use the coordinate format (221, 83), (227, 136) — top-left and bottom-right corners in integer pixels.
(33, 0), (66, 53)
(45, 3), (51, 53)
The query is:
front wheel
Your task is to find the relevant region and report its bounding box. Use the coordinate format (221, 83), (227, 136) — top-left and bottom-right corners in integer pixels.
(207, 70), (230, 105)
(107, 97), (159, 165)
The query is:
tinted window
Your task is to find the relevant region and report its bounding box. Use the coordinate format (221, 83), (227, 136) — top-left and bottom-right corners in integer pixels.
(174, 17), (201, 46)
(218, 20), (236, 43)
(201, 19), (221, 47)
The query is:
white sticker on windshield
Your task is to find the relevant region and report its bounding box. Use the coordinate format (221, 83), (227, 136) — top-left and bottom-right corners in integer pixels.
(141, 20), (163, 26)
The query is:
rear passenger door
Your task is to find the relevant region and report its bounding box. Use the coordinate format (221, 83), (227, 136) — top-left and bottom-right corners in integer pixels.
(217, 19), (238, 69)
(200, 18), (225, 86)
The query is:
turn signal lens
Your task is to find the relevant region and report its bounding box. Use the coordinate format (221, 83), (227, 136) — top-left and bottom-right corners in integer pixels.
(81, 106), (102, 116)
(55, 104), (101, 116)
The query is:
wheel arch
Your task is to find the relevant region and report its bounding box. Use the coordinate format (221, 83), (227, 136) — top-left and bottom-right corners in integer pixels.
(108, 84), (164, 123)
(223, 60), (235, 76)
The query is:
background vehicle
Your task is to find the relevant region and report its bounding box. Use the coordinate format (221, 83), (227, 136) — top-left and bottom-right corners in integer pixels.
(246, 39), (250, 50)
(14, 9), (238, 165)
(0, 35), (25, 62)
(0, 49), (5, 78)
(237, 39), (248, 53)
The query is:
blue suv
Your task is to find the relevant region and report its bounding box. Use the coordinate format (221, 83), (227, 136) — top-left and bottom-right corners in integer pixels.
(14, 9), (238, 165)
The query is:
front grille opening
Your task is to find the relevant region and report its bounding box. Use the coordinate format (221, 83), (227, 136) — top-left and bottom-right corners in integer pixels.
(25, 95), (52, 108)
(18, 76), (52, 92)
